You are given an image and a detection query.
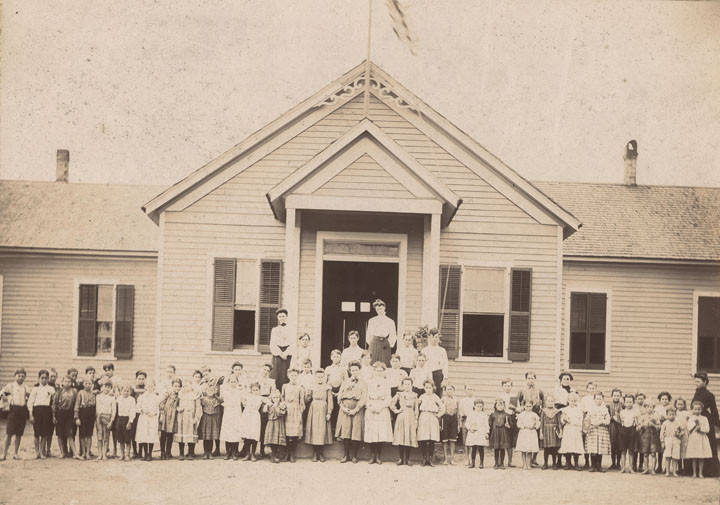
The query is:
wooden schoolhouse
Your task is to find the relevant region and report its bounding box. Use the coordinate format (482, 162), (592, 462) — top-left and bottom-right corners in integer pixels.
(1, 61), (718, 402)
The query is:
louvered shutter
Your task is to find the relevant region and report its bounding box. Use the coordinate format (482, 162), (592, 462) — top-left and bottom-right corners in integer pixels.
(698, 297), (720, 372)
(438, 264), (461, 359)
(114, 285), (134, 359)
(78, 284), (98, 356)
(588, 293), (607, 368)
(508, 269), (531, 361)
(258, 260), (282, 351)
(212, 258), (235, 351)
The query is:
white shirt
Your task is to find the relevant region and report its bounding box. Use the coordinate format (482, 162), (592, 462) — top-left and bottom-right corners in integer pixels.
(421, 344), (449, 377)
(28, 385), (55, 410)
(366, 314), (397, 348)
(117, 396), (136, 417)
(270, 324), (295, 357)
(396, 344), (418, 368)
(409, 367), (432, 390)
(291, 344), (313, 370)
(1, 382), (29, 406)
(340, 345), (364, 369)
(580, 394), (596, 413)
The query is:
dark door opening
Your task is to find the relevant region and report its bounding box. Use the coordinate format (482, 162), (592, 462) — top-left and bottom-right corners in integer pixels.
(321, 261), (399, 367)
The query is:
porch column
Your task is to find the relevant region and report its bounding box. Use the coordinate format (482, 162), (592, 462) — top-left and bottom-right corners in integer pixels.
(285, 207), (301, 340)
(422, 213), (441, 328)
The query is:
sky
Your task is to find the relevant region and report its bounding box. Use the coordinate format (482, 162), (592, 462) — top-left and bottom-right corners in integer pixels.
(1, 0), (719, 187)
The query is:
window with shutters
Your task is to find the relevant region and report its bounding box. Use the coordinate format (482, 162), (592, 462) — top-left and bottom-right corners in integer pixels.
(211, 258), (282, 353)
(460, 267), (506, 358)
(569, 292), (607, 370)
(697, 296), (720, 373)
(76, 283), (135, 359)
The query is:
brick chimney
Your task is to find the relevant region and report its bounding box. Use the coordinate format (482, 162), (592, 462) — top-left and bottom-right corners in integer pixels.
(623, 140), (638, 186)
(56, 149), (69, 182)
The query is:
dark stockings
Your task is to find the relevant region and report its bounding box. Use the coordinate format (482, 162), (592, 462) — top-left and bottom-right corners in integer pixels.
(203, 440), (213, 456)
(471, 446), (484, 466)
(494, 448), (505, 467)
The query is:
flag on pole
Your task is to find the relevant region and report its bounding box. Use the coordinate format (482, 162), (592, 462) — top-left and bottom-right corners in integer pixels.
(385, 0), (417, 55)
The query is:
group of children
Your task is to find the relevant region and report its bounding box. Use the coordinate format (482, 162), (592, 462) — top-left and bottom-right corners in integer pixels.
(1, 332), (717, 478)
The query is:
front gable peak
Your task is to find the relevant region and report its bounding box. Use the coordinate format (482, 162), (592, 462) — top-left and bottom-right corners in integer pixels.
(266, 119), (461, 225)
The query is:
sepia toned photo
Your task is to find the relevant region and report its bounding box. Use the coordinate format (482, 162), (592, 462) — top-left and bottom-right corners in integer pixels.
(0, 1), (718, 504)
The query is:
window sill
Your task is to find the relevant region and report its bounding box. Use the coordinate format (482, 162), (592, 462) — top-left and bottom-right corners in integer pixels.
(72, 356), (118, 361)
(567, 368), (610, 375)
(455, 356), (512, 364)
(205, 350), (264, 356)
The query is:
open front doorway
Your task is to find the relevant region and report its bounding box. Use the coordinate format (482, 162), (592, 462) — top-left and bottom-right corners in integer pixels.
(321, 261), (399, 366)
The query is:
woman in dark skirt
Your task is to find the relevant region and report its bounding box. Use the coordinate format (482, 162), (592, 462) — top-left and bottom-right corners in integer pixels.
(691, 372), (720, 477)
(28, 369), (55, 459)
(270, 309), (294, 391)
(366, 299), (397, 367)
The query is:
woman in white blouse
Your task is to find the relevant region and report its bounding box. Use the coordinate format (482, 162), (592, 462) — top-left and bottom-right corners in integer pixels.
(366, 299), (397, 367)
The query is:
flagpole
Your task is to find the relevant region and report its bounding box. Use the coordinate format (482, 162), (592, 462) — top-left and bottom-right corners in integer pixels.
(363, 0), (372, 117)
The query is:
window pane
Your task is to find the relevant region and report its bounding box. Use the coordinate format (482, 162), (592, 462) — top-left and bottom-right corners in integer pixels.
(96, 285), (114, 354)
(589, 332), (605, 367)
(698, 336), (716, 371)
(570, 294), (587, 332)
(463, 267), (505, 313)
(569, 331), (587, 367)
(233, 310), (255, 348)
(462, 314), (503, 357)
(235, 259), (258, 307)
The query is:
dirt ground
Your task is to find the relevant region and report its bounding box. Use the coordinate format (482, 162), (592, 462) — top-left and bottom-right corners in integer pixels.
(0, 425), (718, 505)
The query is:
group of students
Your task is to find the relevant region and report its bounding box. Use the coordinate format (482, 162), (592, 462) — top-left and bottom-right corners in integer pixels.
(2, 331), (719, 479)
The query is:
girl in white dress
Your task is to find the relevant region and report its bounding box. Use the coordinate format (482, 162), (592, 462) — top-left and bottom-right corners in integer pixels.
(219, 375), (244, 460)
(559, 392), (584, 470)
(686, 400), (712, 478)
(363, 362), (393, 464)
(290, 333), (313, 371)
(239, 382), (265, 461)
(516, 400), (541, 469)
(135, 381), (160, 461)
(464, 399), (489, 468)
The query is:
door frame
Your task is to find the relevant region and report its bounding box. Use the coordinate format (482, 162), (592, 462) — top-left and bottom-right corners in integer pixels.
(314, 231), (407, 368)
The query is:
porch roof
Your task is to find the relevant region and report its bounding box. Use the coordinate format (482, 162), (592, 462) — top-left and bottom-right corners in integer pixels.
(265, 119), (462, 226)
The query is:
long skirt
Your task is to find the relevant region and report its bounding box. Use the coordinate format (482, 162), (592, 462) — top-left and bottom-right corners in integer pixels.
(584, 425), (611, 455)
(264, 418), (286, 446)
(363, 407), (393, 443)
(304, 400), (332, 445)
(78, 406), (96, 438)
(285, 402), (304, 438)
(32, 406), (54, 437)
(369, 337), (391, 367)
(417, 411), (440, 442)
(489, 426), (511, 449)
(54, 408), (74, 438)
(335, 408), (364, 441)
(135, 413), (160, 444)
(516, 428), (539, 452)
(6, 405), (28, 436)
(271, 355), (291, 391)
(393, 410), (418, 447)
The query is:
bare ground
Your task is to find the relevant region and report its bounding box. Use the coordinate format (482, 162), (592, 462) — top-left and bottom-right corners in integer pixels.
(0, 427), (718, 505)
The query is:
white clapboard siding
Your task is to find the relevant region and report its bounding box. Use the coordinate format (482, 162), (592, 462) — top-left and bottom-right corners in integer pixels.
(157, 93), (561, 381)
(313, 154), (414, 199)
(0, 253), (156, 384)
(561, 261), (720, 402)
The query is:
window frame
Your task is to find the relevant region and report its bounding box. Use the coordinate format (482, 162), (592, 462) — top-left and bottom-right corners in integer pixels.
(72, 279), (120, 360)
(456, 261), (512, 362)
(564, 284), (612, 374)
(692, 290), (720, 376)
(207, 253), (280, 356)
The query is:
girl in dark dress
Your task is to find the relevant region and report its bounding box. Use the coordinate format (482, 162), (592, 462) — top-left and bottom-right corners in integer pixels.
(488, 398), (512, 468)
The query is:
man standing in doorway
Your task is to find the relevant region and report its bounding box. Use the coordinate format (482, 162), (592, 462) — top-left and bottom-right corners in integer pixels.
(270, 308), (294, 390)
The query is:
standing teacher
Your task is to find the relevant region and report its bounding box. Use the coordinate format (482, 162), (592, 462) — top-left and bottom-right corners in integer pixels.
(269, 308), (294, 391)
(366, 299), (397, 367)
(691, 372), (720, 477)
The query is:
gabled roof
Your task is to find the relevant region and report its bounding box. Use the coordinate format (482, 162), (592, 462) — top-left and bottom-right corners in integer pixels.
(266, 119), (461, 225)
(535, 181), (720, 262)
(143, 61), (580, 235)
(0, 180), (161, 253)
